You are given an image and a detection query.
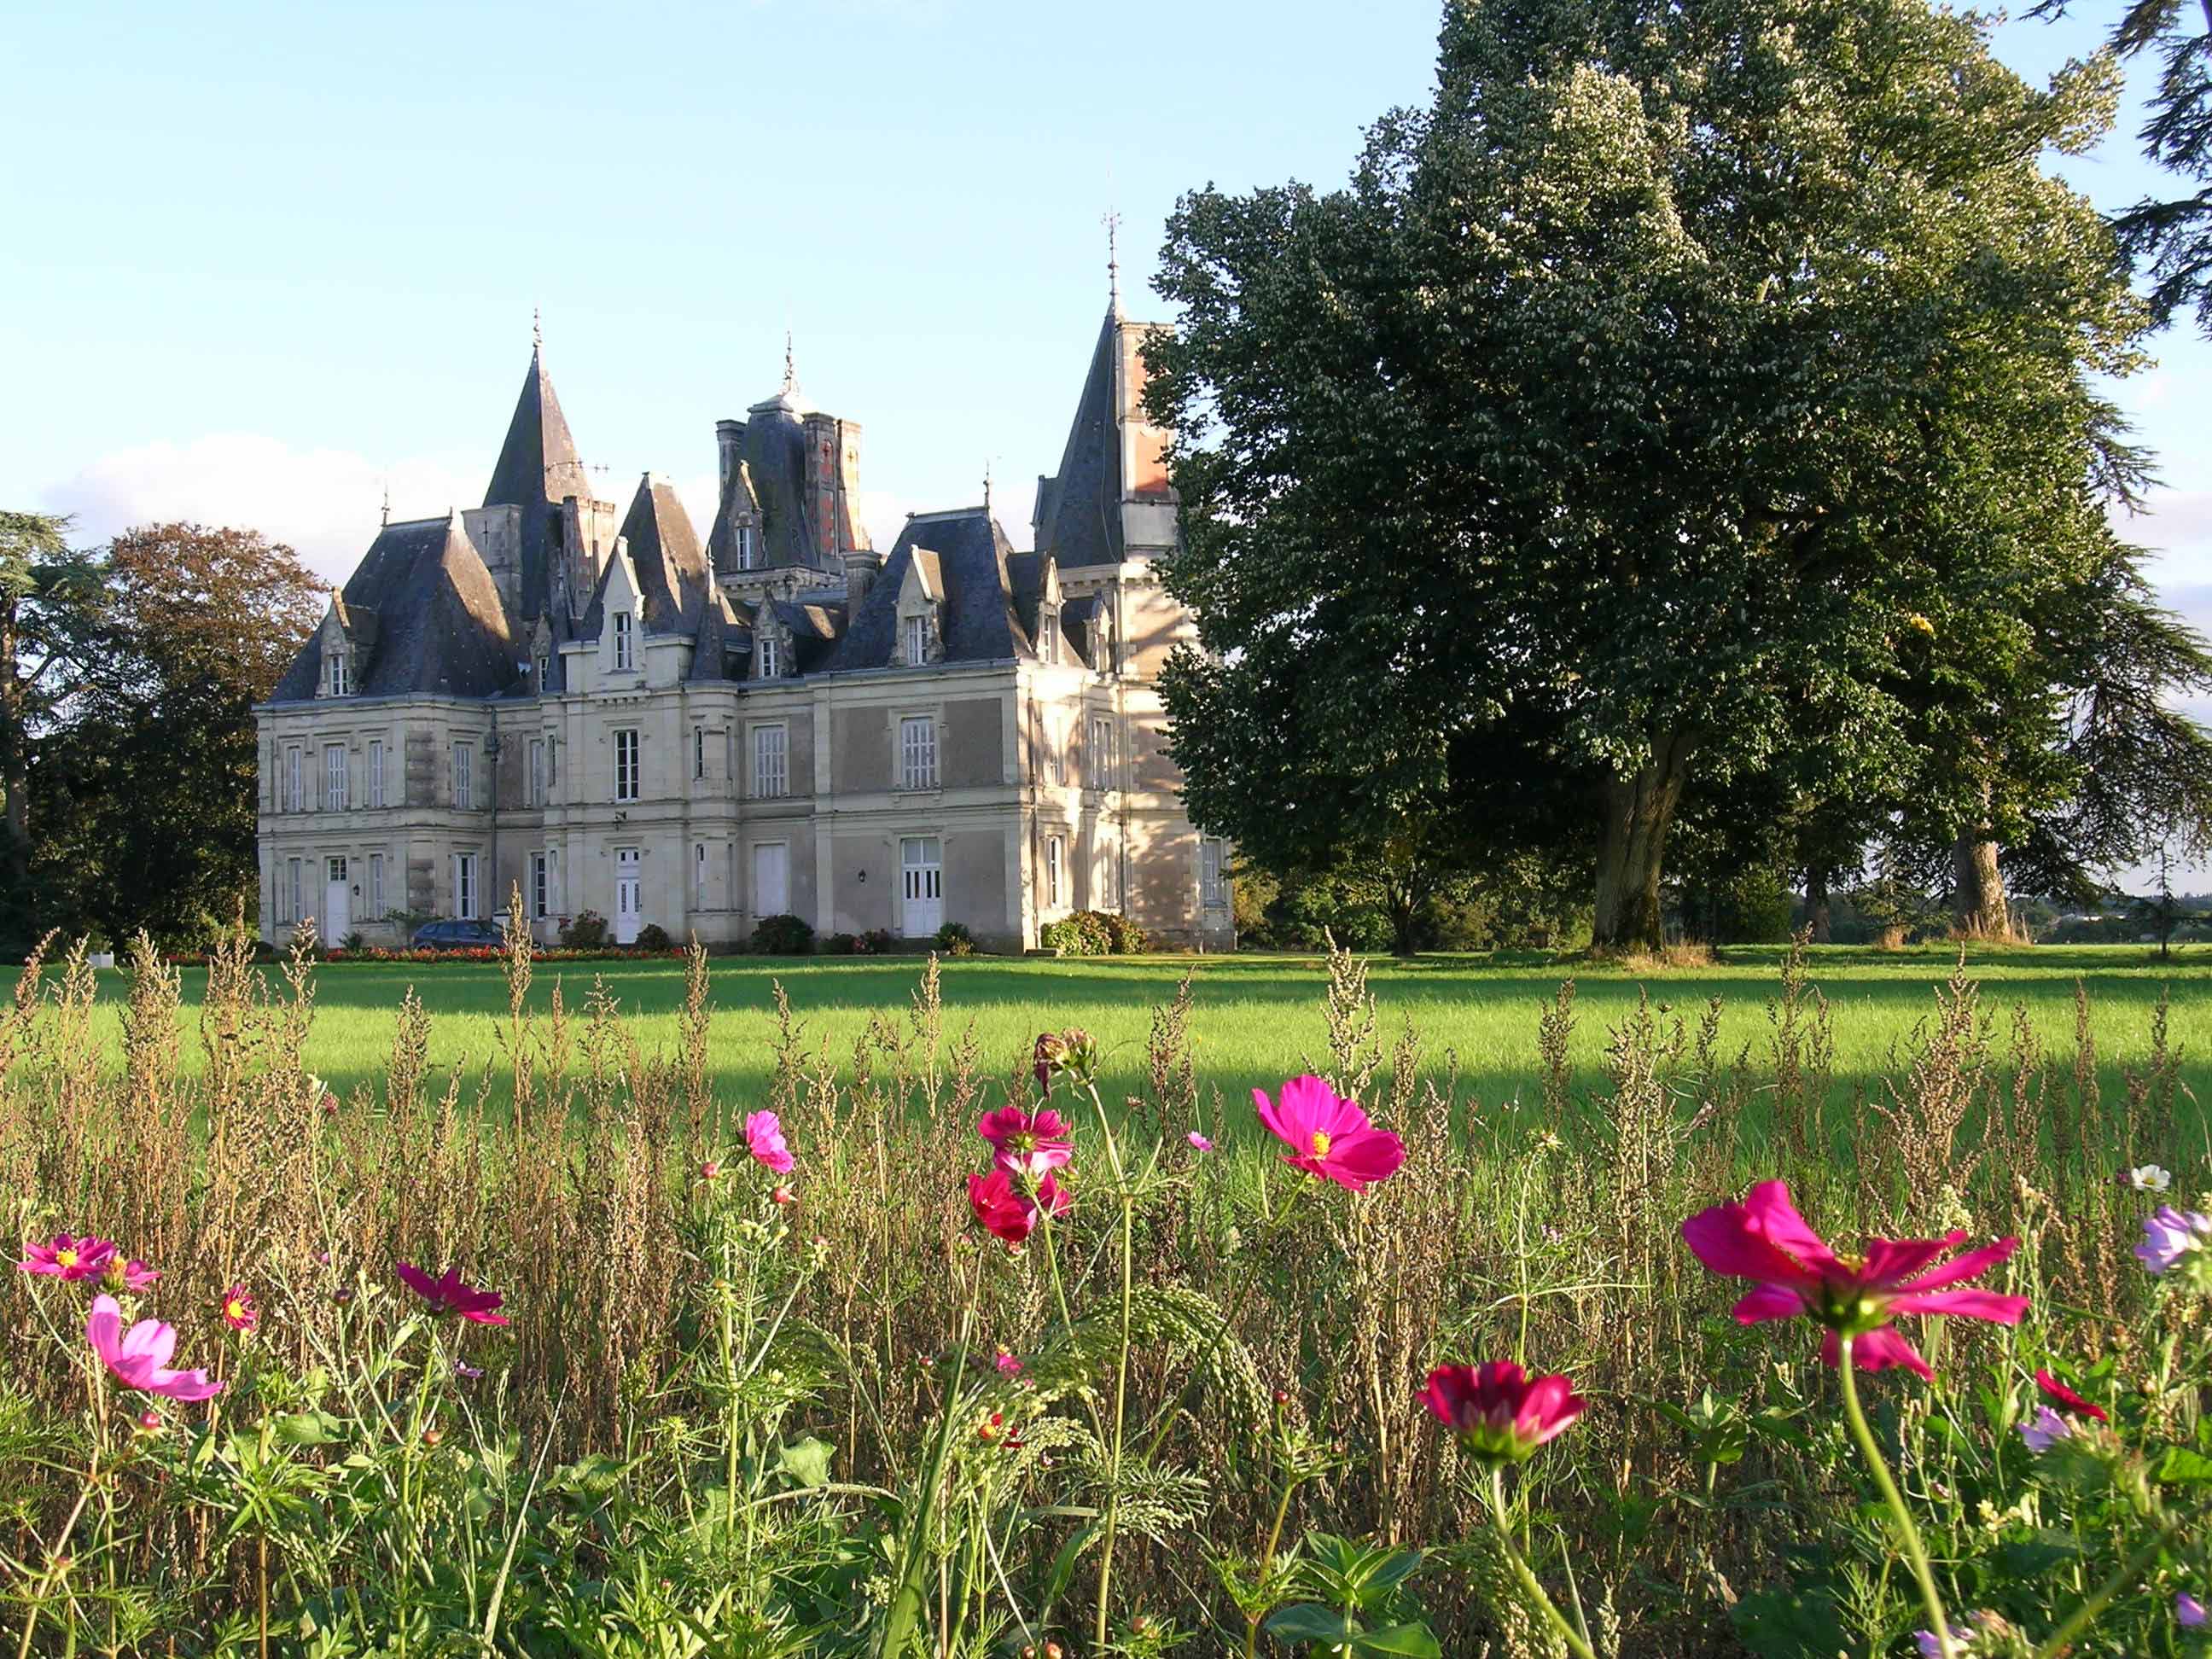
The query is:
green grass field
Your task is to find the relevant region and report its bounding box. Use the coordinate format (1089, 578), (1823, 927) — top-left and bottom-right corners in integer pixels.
(16, 944), (2212, 1138)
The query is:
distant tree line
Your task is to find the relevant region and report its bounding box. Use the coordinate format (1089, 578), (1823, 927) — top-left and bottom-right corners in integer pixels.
(1145, 0), (2212, 954)
(0, 512), (322, 956)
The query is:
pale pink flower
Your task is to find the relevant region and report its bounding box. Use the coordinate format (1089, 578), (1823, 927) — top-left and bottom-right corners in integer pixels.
(2018, 1406), (2072, 1453)
(85, 1295), (223, 1402)
(1187, 1132), (1213, 1152)
(746, 1111), (795, 1175)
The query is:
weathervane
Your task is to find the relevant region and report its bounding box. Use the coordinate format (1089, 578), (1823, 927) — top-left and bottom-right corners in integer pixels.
(783, 328), (797, 395)
(1103, 209), (1122, 313)
(983, 458), (993, 511)
(533, 306), (542, 354)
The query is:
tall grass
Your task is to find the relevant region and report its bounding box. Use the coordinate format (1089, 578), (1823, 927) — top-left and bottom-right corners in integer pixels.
(0, 920), (2200, 1655)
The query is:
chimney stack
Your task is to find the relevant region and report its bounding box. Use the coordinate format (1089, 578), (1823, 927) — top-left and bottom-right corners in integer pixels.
(715, 419), (745, 498)
(843, 547), (882, 613)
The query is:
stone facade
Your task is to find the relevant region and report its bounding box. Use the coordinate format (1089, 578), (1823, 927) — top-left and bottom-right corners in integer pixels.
(255, 306), (1234, 952)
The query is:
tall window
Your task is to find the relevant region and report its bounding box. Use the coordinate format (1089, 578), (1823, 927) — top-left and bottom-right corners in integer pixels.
(1045, 835), (1064, 907)
(693, 725), (706, 780)
(899, 714), (938, 791)
(368, 853), (385, 919)
(286, 857), (303, 923)
(735, 525), (759, 570)
(694, 841), (708, 908)
(452, 742), (474, 811)
(1038, 608), (1058, 664)
(527, 737), (547, 806)
(613, 610), (634, 670)
(324, 743), (348, 811)
(1089, 716), (1116, 789)
(1097, 847), (1121, 911)
(325, 652), (350, 696)
(1201, 839), (1228, 910)
(367, 739), (385, 808)
(751, 723), (789, 799)
(535, 649), (551, 690)
(530, 852), (551, 920)
(1044, 710), (1065, 785)
(284, 746), (302, 812)
(614, 728), (640, 802)
(454, 853), (479, 920)
(905, 614), (929, 666)
(757, 635), (782, 678)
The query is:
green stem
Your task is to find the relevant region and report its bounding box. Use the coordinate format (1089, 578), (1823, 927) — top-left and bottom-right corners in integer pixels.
(1091, 1074), (1135, 1655)
(2031, 1506), (2192, 1659)
(1836, 1336), (1954, 1659)
(1244, 1462), (1301, 1659)
(1487, 1466), (1598, 1659)
(15, 1450), (98, 1659)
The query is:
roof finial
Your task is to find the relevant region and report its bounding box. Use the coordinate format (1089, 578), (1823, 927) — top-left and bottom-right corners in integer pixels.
(783, 329), (796, 395)
(1103, 209), (1123, 317)
(983, 458), (993, 511)
(380, 474), (390, 527)
(533, 306), (542, 357)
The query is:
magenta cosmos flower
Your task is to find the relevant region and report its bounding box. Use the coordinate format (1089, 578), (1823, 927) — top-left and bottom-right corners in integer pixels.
(1417, 1361), (1586, 1463)
(20, 1234), (119, 1282)
(107, 1258), (160, 1293)
(976, 1106), (1074, 1179)
(1682, 1181), (2027, 1378)
(220, 1285), (259, 1334)
(1254, 1076), (1405, 1192)
(86, 1295), (223, 1402)
(746, 1110), (795, 1175)
(394, 1262), (511, 1325)
(2033, 1368), (2107, 1423)
(967, 1167), (1071, 1249)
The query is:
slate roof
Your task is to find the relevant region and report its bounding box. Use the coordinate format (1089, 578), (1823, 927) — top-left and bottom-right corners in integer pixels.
(614, 474), (709, 635)
(823, 509), (1033, 672)
(1062, 592), (1104, 670)
(1032, 311), (1124, 569)
(270, 515), (519, 701)
(689, 587), (746, 683)
(482, 346), (591, 620)
(725, 396), (822, 571)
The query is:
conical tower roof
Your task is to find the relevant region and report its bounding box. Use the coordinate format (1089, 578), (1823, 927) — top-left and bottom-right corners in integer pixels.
(482, 335), (591, 619)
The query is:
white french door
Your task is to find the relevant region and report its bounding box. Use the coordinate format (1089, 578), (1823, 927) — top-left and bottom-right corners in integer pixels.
(322, 857), (350, 943)
(900, 836), (943, 937)
(753, 842), (789, 918)
(614, 847), (642, 944)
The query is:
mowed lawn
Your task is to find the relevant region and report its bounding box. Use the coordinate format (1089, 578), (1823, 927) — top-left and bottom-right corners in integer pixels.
(12, 946), (2212, 1142)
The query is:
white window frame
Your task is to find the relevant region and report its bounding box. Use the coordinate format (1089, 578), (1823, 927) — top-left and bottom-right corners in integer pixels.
(326, 652), (350, 696)
(1097, 845), (1121, 911)
(613, 610), (635, 670)
(614, 727), (641, 803)
(1045, 835), (1063, 907)
(757, 633), (782, 678)
(694, 841), (708, 909)
(284, 745), (302, 813)
(1201, 839), (1228, 910)
(905, 613), (929, 667)
(751, 722), (789, 800)
(1090, 716), (1115, 789)
(535, 649), (551, 690)
(693, 725), (706, 781)
(735, 525), (759, 571)
(285, 857), (303, 923)
(1039, 608), (1057, 664)
(367, 739), (385, 809)
(324, 743), (348, 812)
(899, 713), (938, 791)
(368, 852), (385, 920)
(454, 853), (480, 920)
(452, 742), (474, 811)
(530, 851), (551, 920)
(527, 737), (547, 807)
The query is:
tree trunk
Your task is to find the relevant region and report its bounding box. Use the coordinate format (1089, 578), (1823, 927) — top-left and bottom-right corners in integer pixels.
(1385, 873), (1423, 958)
(1591, 732), (1693, 952)
(1805, 866), (1831, 944)
(1952, 833), (2010, 940)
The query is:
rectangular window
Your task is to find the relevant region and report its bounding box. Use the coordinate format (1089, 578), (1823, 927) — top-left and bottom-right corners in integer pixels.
(367, 739), (385, 808)
(1089, 716), (1116, 789)
(284, 746), (302, 812)
(1045, 835), (1063, 907)
(527, 737), (547, 806)
(324, 743), (348, 811)
(286, 857), (303, 923)
(899, 714), (938, 790)
(454, 853), (479, 920)
(757, 635), (781, 678)
(693, 725), (706, 780)
(326, 653), (349, 696)
(368, 853), (385, 920)
(453, 742), (474, 811)
(1097, 847), (1120, 911)
(535, 650), (550, 690)
(1201, 839), (1228, 910)
(905, 614), (928, 666)
(1039, 610), (1057, 664)
(614, 728), (640, 802)
(530, 852), (550, 920)
(736, 526), (758, 570)
(1046, 712), (1065, 785)
(613, 611), (634, 670)
(694, 841), (708, 909)
(751, 723), (789, 798)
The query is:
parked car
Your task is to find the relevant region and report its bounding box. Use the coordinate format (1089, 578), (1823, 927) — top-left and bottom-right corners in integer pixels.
(410, 919), (505, 951)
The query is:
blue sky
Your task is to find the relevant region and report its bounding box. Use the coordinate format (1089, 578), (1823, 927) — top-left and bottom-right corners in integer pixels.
(4, 3), (2207, 767)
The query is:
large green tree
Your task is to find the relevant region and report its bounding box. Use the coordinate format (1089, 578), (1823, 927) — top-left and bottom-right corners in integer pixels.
(1147, 0), (2147, 950)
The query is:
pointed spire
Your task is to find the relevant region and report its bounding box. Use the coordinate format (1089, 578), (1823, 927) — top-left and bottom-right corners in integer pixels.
(1103, 208), (1123, 317)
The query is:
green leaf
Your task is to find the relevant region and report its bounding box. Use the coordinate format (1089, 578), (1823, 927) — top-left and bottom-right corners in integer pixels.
(1351, 1622), (1442, 1657)
(2157, 1447), (2212, 1485)
(1265, 1604), (1359, 1644)
(776, 1435), (835, 1488)
(271, 1411), (341, 1446)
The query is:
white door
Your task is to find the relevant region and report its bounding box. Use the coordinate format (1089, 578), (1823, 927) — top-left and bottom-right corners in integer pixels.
(753, 842), (789, 918)
(901, 836), (943, 937)
(323, 858), (350, 944)
(614, 848), (642, 944)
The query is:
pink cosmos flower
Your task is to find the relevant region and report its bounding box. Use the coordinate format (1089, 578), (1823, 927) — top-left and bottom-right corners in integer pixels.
(994, 1348), (1024, 1377)
(393, 1262), (511, 1325)
(1254, 1076), (1405, 1192)
(967, 1168), (1071, 1249)
(107, 1257), (160, 1294)
(2033, 1369), (2107, 1423)
(220, 1285), (258, 1333)
(2137, 1206), (2210, 1275)
(746, 1111), (795, 1175)
(1417, 1360), (1585, 1463)
(85, 1295), (223, 1402)
(20, 1234), (119, 1282)
(1187, 1132), (1213, 1152)
(976, 1106), (1074, 1179)
(1681, 1180), (2028, 1378)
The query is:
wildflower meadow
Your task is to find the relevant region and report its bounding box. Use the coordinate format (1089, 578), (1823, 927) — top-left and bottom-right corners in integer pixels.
(0, 920), (2205, 1656)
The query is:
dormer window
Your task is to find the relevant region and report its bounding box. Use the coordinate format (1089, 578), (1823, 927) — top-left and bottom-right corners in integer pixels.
(757, 634), (783, 678)
(735, 525), (759, 571)
(905, 613), (930, 667)
(613, 610), (634, 670)
(535, 650), (550, 690)
(1038, 608), (1059, 665)
(325, 652), (351, 696)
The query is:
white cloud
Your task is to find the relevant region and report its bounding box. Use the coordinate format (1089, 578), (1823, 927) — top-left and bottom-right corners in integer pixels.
(41, 435), (484, 588)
